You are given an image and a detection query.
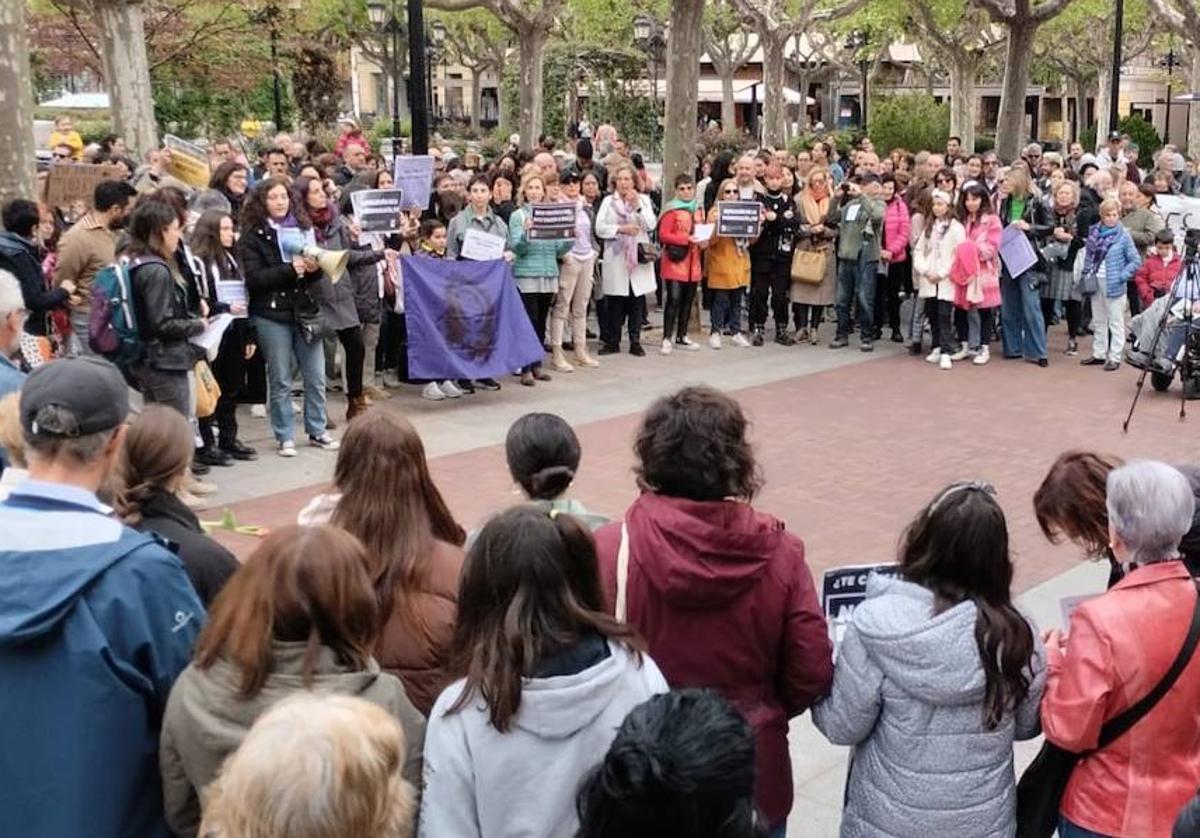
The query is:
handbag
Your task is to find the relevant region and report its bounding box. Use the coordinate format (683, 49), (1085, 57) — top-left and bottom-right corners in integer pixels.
(637, 242), (660, 264)
(791, 248), (827, 285)
(1073, 249), (1098, 296)
(665, 244), (690, 262)
(1015, 576), (1200, 837)
(194, 360), (221, 419)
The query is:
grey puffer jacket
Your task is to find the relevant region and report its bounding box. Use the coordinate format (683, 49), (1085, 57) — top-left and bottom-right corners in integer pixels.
(313, 219), (385, 331)
(812, 574), (1046, 838)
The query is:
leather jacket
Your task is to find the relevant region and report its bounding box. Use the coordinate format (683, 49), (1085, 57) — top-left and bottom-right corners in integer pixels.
(131, 255), (205, 372)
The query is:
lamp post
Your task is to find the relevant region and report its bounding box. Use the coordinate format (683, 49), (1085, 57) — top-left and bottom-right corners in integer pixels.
(1110, 0), (1124, 134)
(1161, 42), (1180, 143)
(429, 21), (446, 131)
(845, 30), (869, 129)
(634, 14), (667, 161)
(367, 1), (403, 142)
(367, 0), (431, 154)
(251, 0), (301, 129)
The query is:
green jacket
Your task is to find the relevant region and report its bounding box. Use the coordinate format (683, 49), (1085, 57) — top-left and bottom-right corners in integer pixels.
(507, 207), (572, 278)
(827, 194), (886, 262)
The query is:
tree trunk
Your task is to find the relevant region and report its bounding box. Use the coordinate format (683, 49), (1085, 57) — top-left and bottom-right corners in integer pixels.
(1073, 76), (1089, 143)
(761, 30), (787, 148)
(94, 0), (158, 159)
(0, 0), (36, 204)
(948, 56), (977, 154)
(496, 68), (510, 135)
(994, 19), (1035, 163)
(663, 0), (704, 184)
(1189, 48), (1200, 161)
(719, 71), (738, 132)
(517, 26), (548, 147)
(469, 67), (482, 131)
(1095, 66), (1112, 144)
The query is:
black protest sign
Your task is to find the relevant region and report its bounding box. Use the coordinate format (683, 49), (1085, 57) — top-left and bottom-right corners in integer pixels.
(528, 202), (577, 240)
(350, 189), (406, 234)
(822, 563), (901, 647)
(716, 200), (762, 238)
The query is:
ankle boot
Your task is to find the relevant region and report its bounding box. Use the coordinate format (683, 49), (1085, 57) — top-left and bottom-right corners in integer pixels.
(346, 395), (369, 421)
(550, 346), (575, 372)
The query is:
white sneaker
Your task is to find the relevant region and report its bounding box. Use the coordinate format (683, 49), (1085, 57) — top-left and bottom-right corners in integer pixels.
(660, 338), (673, 355)
(709, 332), (722, 350)
(250, 404), (267, 418)
(973, 346), (990, 365)
(438, 380), (464, 398)
(925, 348), (942, 364)
(731, 333), (751, 348)
(950, 343), (972, 361)
(678, 337), (701, 351)
(309, 432), (340, 451)
(422, 382), (446, 401)
(277, 440), (297, 458)
(939, 354), (952, 371)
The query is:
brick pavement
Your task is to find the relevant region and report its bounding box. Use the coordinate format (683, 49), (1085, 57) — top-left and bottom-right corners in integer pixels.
(208, 343), (1200, 593)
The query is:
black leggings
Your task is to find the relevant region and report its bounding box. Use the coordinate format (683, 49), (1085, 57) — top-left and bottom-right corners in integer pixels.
(1040, 298), (1083, 338)
(749, 257), (790, 330)
(336, 326), (365, 399)
(792, 303), (823, 330)
(663, 281), (697, 341)
(521, 291), (553, 371)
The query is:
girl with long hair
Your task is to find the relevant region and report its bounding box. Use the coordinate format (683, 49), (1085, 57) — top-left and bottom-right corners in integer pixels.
(208, 161), (249, 225)
(420, 506), (667, 838)
(298, 411), (467, 715)
(813, 481), (1045, 837)
(160, 524), (425, 837)
(955, 181), (1003, 364)
(913, 189), (966, 370)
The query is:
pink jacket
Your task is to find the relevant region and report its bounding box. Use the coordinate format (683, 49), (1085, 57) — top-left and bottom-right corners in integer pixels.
(881, 197), (911, 263)
(1042, 561), (1200, 837)
(955, 214), (1002, 310)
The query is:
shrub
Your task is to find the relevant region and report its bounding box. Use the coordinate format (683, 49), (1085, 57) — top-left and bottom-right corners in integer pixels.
(867, 94), (950, 156)
(1118, 113), (1162, 160)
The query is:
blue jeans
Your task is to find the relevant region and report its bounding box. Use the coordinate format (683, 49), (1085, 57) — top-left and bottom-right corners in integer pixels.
(999, 270), (1048, 360)
(835, 251), (877, 341)
(710, 288), (744, 334)
(1058, 816), (1110, 837)
(254, 316), (328, 443)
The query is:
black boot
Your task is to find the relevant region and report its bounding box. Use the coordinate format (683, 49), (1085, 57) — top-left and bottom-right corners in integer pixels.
(751, 326), (765, 347)
(774, 327), (795, 347)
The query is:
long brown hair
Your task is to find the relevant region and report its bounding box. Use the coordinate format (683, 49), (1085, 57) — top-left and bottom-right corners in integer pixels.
(194, 524), (380, 698)
(1034, 450), (1124, 559)
(114, 405), (193, 525)
(330, 413), (465, 627)
(447, 505), (642, 732)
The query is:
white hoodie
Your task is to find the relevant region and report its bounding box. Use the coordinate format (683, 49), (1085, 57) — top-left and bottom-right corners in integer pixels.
(418, 641), (668, 838)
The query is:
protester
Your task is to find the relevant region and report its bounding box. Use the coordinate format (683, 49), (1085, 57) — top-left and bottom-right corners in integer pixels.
(446, 174), (509, 260)
(1042, 461), (1200, 837)
(0, 357), (203, 836)
(505, 411), (609, 530)
(749, 163), (798, 346)
(208, 161), (250, 225)
(419, 505), (668, 837)
(705, 178), (753, 349)
(997, 167), (1051, 366)
(596, 164), (656, 356)
(237, 177), (339, 456)
(876, 172), (912, 343)
(657, 173), (707, 353)
(197, 694), (417, 838)
(954, 180), (1003, 363)
(1040, 180), (1085, 355)
(575, 689), (762, 838)
(594, 386), (832, 837)
(0, 199), (73, 342)
(550, 170), (599, 369)
(913, 188), (966, 369)
(791, 167), (836, 344)
(828, 173), (886, 351)
(299, 411), (467, 715)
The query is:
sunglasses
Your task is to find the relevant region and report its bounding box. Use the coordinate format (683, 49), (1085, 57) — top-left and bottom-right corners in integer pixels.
(722, 189), (738, 195)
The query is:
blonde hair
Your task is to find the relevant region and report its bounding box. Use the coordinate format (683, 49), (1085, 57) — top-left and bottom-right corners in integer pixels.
(517, 172), (545, 206)
(0, 393), (26, 469)
(199, 695), (416, 838)
(1054, 180), (1080, 208)
(1099, 197), (1122, 217)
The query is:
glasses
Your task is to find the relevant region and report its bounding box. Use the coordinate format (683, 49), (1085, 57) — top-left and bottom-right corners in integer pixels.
(722, 189), (738, 195)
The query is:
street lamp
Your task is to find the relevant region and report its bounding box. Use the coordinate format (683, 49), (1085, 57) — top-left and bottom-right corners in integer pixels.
(634, 14), (667, 160)
(251, 0), (302, 130)
(844, 30), (869, 129)
(429, 20), (446, 129)
(367, 0), (431, 154)
(1160, 41), (1181, 143)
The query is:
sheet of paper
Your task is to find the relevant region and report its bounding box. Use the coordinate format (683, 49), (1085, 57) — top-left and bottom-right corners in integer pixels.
(691, 223), (714, 243)
(630, 265), (657, 297)
(215, 280), (248, 316)
(845, 203), (860, 222)
(461, 229), (507, 262)
(189, 313), (234, 362)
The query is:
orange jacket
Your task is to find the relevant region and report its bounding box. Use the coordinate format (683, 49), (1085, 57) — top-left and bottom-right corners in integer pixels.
(704, 206), (750, 290)
(1041, 561), (1200, 837)
(657, 207), (704, 283)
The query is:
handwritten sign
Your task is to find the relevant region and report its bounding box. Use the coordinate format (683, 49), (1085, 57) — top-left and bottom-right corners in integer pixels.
(350, 188), (406, 234)
(42, 162), (122, 209)
(529, 202), (577, 240)
(821, 563), (900, 649)
(716, 200), (761, 238)
(392, 155), (435, 212)
(164, 134), (212, 189)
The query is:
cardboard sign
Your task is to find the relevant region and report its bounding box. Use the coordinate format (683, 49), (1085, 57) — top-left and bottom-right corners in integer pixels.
(716, 200), (761, 238)
(164, 134), (212, 189)
(821, 563), (901, 649)
(42, 162), (123, 209)
(350, 188), (406, 234)
(392, 155), (435, 212)
(529, 202), (577, 240)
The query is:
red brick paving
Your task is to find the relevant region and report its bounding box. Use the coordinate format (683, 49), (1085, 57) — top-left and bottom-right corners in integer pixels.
(212, 346), (1200, 594)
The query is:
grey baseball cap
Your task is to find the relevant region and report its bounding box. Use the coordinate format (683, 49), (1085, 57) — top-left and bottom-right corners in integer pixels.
(20, 357), (130, 437)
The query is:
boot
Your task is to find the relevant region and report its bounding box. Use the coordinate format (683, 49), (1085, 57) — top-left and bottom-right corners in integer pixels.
(774, 327), (795, 347)
(346, 396), (369, 421)
(751, 326), (765, 347)
(550, 346), (575, 373)
(573, 345), (600, 367)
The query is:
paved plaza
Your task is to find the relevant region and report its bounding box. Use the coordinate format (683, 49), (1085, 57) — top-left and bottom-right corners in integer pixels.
(199, 319), (1196, 834)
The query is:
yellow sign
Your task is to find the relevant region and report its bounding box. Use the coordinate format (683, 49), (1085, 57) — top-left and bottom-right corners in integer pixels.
(163, 134), (212, 189)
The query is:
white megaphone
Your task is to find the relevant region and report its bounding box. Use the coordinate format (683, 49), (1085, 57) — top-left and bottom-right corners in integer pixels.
(281, 237), (349, 284)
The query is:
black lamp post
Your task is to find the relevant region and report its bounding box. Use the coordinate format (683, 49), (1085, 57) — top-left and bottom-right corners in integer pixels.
(251, 0), (301, 130)
(1161, 42), (1180, 143)
(368, 0), (431, 154)
(845, 30), (869, 129)
(1110, 0), (1124, 134)
(634, 14), (667, 160)
(428, 21), (446, 130)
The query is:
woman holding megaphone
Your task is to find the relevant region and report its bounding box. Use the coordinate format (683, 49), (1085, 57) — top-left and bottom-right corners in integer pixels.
(296, 175), (390, 422)
(237, 177), (339, 458)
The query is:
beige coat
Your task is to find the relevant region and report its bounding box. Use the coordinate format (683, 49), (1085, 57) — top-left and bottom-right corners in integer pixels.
(913, 218), (966, 302)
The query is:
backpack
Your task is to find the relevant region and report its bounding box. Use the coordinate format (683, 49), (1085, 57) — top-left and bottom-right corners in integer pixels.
(87, 254), (161, 374)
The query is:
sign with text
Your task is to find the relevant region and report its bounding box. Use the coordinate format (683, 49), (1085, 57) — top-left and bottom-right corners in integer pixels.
(392, 155), (435, 212)
(529, 202), (577, 240)
(716, 200), (761, 238)
(164, 134), (212, 189)
(42, 162), (123, 209)
(1157, 194), (1200, 251)
(350, 188), (406, 234)
(821, 563), (901, 649)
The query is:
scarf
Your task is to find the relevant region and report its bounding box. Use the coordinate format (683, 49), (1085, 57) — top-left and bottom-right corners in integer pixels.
(309, 204), (335, 244)
(1086, 221), (1120, 265)
(660, 196), (697, 219)
(798, 189), (830, 227)
(419, 240), (445, 258)
(612, 194), (641, 273)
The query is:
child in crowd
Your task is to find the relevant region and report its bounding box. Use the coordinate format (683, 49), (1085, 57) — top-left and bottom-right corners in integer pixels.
(506, 412), (610, 531)
(912, 189), (965, 369)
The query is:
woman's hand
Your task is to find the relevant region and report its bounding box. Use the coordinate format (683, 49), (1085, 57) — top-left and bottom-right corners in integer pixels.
(618, 223), (639, 235)
(524, 214), (534, 231)
(384, 248), (399, 261)
(59, 279), (76, 295)
(502, 251), (515, 263)
(302, 256), (320, 274)
(199, 298), (210, 318)
(1014, 220), (1031, 232)
(1042, 628), (1066, 653)
(1054, 227), (1072, 242)
(348, 220), (363, 240)
(230, 302), (247, 316)
(766, 211), (778, 222)
(244, 343), (257, 360)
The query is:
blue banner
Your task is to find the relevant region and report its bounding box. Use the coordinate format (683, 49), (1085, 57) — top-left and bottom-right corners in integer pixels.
(401, 255), (545, 380)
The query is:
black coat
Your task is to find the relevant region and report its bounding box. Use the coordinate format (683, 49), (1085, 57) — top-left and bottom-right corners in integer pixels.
(998, 195), (1053, 276)
(194, 250), (259, 397)
(131, 256), (205, 372)
(134, 490), (239, 608)
(0, 231), (67, 337)
(236, 224), (324, 326)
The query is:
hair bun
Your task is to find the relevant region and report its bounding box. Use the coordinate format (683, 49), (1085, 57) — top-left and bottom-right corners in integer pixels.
(528, 464), (575, 499)
(601, 741), (664, 799)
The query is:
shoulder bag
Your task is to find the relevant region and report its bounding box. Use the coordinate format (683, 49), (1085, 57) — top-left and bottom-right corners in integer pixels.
(791, 247), (827, 285)
(1016, 577), (1200, 838)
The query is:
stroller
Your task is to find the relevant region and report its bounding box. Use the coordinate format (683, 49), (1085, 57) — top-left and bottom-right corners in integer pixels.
(1126, 291), (1200, 398)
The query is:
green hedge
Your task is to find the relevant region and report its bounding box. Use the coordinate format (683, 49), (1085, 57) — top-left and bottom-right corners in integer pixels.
(866, 94), (950, 156)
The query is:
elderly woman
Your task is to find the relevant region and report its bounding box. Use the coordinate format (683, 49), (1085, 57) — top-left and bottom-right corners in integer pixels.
(1041, 460), (1200, 838)
(595, 164), (656, 356)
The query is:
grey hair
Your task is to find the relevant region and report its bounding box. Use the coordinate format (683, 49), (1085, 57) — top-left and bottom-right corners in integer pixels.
(0, 269), (25, 317)
(23, 405), (114, 466)
(1106, 460), (1195, 564)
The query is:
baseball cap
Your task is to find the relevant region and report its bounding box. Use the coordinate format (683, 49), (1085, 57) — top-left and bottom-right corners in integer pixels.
(20, 357), (130, 438)
(560, 170), (581, 185)
(1107, 131), (1122, 142)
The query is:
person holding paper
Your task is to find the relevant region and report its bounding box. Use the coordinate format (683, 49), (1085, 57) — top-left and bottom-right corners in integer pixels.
(997, 167), (1052, 367)
(549, 171), (600, 370)
(705, 179), (755, 349)
(826, 173), (886, 352)
(656, 173), (708, 354)
(595, 165), (657, 357)
(446, 175), (509, 261)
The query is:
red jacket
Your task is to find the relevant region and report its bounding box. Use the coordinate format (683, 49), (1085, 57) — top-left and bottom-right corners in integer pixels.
(1133, 251), (1184, 308)
(657, 207), (704, 282)
(1042, 561), (1200, 837)
(595, 493), (833, 828)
